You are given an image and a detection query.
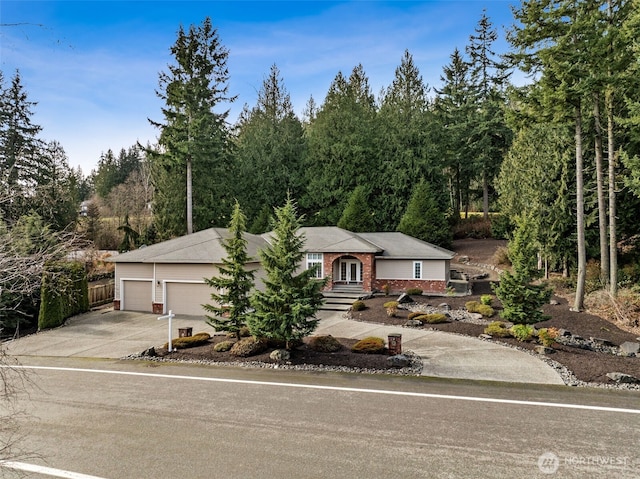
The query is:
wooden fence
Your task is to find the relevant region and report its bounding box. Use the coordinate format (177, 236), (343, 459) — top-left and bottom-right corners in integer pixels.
(89, 282), (114, 307)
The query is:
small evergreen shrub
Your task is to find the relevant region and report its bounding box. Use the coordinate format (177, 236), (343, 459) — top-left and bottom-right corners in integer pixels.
(537, 327), (559, 347)
(213, 340), (234, 352)
(417, 313), (448, 324)
(383, 301), (399, 309)
(352, 300), (366, 311)
(229, 336), (268, 357)
(167, 332), (211, 350)
(475, 304), (495, 318)
(510, 324), (535, 342)
(484, 321), (511, 338)
(406, 288), (423, 296)
(351, 336), (385, 354)
(465, 301), (480, 313)
(307, 335), (342, 353)
(480, 295), (493, 306)
(407, 311), (426, 320)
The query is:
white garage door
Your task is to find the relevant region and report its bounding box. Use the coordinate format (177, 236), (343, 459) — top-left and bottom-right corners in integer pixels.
(165, 282), (213, 316)
(122, 280), (153, 312)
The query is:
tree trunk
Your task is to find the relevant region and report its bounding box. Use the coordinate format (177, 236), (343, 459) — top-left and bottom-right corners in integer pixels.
(482, 170), (489, 220)
(593, 93), (609, 285)
(186, 157), (193, 234)
(607, 89), (617, 297)
(573, 103), (586, 312)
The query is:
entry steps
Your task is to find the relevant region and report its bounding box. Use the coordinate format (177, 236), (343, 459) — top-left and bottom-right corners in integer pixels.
(321, 287), (368, 311)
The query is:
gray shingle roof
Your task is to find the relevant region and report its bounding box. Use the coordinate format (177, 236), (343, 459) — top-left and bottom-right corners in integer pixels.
(110, 228), (266, 264)
(111, 226), (454, 264)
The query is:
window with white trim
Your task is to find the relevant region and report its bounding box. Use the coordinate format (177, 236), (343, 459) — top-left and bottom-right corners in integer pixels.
(307, 253), (323, 278)
(413, 261), (422, 279)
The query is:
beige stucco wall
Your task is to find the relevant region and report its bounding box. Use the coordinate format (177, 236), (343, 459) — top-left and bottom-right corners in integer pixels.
(114, 263), (154, 299)
(375, 259), (447, 281)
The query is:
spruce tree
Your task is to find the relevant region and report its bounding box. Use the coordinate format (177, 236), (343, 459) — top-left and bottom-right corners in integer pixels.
(248, 197), (326, 349)
(337, 186), (375, 232)
(397, 179), (451, 248)
(203, 202), (255, 340)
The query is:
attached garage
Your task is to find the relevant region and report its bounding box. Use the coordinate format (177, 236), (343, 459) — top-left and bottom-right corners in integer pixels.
(164, 281), (213, 316)
(121, 280), (153, 312)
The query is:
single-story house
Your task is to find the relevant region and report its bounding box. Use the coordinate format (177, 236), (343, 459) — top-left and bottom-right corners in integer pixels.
(111, 226), (455, 315)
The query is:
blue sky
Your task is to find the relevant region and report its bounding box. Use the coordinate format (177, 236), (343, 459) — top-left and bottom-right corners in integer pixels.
(1, 1), (518, 174)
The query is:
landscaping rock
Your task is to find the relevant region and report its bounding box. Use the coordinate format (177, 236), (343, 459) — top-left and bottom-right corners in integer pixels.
(535, 345), (555, 355)
(270, 349), (290, 362)
(404, 319), (423, 327)
(606, 372), (640, 384)
(387, 354), (411, 368)
(141, 347), (157, 357)
(590, 337), (615, 347)
(438, 303), (451, 311)
(479, 334), (492, 340)
(396, 293), (412, 304)
(619, 342), (640, 356)
(549, 299), (560, 305)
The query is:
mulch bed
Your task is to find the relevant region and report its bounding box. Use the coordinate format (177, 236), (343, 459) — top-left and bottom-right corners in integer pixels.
(352, 288), (640, 385)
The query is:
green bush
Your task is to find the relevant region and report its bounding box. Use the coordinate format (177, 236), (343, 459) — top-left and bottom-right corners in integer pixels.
(352, 300), (366, 311)
(490, 214), (514, 240)
(167, 332), (211, 350)
(307, 335), (342, 353)
(475, 304), (495, 318)
(407, 311), (426, 320)
(38, 261), (89, 330)
(406, 288), (423, 296)
(416, 313), (449, 324)
(484, 321), (511, 338)
(383, 301), (399, 309)
(480, 295), (493, 306)
(465, 301), (480, 313)
(510, 324), (535, 342)
(351, 336), (385, 354)
(229, 336), (268, 357)
(213, 340), (234, 352)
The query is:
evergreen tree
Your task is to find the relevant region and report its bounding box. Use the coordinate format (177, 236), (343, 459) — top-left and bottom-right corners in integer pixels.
(232, 65), (305, 226)
(148, 17), (234, 236)
(397, 179), (451, 247)
(493, 214), (552, 325)
(337, 185), (375, 232)
(0, 71), (43, 223)
(376, 50), (444, 230)
(302, 65), (378, 225)
(248, 197), (326, 349)
(203, 201), (255, 340)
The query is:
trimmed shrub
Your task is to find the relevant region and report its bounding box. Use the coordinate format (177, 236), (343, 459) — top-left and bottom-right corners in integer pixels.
(484, 321), (511, 338)
(383, 301), (399, 309)
(537, 327), (559, 347)
(510, 324), (535, 342)
(480, 295), (493, 306)
(417, 313), (448, 324)
(407, 311), (426, 321)
(352, 300), (366, 311)
(406, 288), (423, 296)
(213, 340), (234, 352)
(386, 306), (398, 317)
(351, 336), (385, 354)
(167, 332), (211, 350)
(230, 336), (268, 357)
(307, 335), (342, 353)
(38, 261), (89, 330)
(465, 301), (480, 313)
(475, 304), (495, 318)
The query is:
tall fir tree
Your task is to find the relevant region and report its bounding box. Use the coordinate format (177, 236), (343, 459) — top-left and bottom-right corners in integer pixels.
(337, 185), (375, 232)
(203, 201), (255, 340)
(248, 197), (326, 349)
(148, 17), (234, 237)
(397, 179), (451, 248)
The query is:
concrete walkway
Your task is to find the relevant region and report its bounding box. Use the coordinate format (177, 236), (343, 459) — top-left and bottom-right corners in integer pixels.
(3, 308), (565, 385)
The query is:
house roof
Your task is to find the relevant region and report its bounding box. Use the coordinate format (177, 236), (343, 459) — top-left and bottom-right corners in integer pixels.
(111, 226), (454, 264)
(110, 228), (266, 264)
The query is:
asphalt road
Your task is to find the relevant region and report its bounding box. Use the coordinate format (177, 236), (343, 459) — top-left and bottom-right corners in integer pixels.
(4, 357), (640, 479)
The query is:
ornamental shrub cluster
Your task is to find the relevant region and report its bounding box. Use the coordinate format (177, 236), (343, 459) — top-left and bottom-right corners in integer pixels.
(166, 332), (211, 350)
(351, 336), (385, 354)
(465, 301), (495, 317)
(414, 313), (448, 324)
(406, 288), (423, 296)
(307, 335), (342, 353)
(352, 300), (366, 311)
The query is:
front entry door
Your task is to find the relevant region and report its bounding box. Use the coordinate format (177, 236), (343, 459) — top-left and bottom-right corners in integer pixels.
(340, 260), (362, 283)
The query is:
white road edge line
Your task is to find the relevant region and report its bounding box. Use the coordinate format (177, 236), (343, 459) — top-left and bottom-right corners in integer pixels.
(0, 460), (107, 479)
(6, 364), (640, 415)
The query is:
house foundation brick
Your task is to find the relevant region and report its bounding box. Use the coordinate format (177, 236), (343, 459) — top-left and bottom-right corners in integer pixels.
(113, 300), (121, 310)
(152, 303), (164, 314)
(372, 279), (448, 295)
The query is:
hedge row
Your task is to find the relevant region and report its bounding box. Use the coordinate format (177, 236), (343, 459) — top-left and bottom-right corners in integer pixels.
(38, 262), (89, 330)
